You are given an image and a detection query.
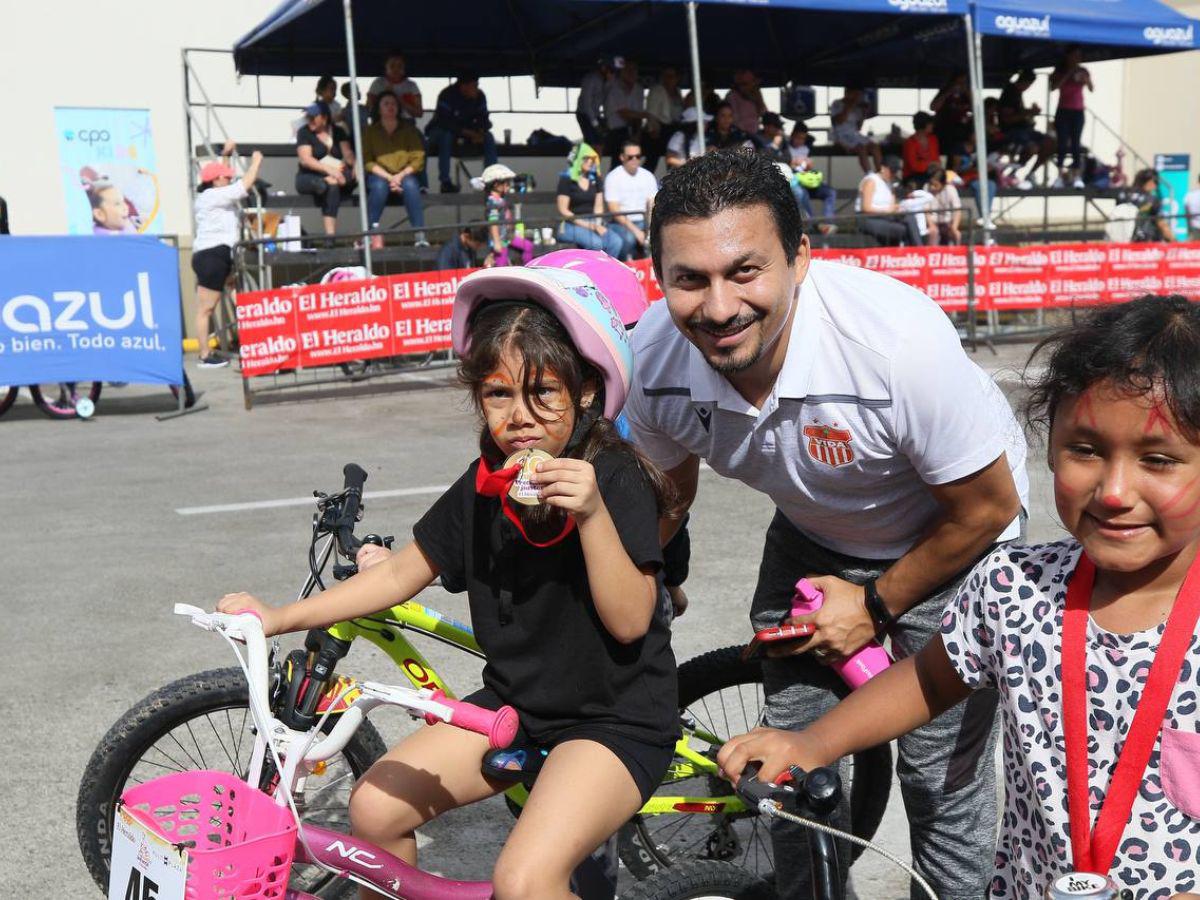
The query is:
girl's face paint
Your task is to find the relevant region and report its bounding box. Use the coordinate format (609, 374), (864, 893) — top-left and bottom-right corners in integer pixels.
(479, 349), (575, 457)
(1050, 382), (1200, 574)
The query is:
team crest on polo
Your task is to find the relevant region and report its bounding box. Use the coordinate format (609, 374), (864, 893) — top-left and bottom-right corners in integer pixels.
(803, 423), (854, 467)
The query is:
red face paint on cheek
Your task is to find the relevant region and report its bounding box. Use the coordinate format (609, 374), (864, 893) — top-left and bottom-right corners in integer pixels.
(1161, 476), (1200, 520)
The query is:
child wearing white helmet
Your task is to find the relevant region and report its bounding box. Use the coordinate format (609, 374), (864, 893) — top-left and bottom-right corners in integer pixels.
(483, 163), (534, 266)
(218, 253), (681, 897)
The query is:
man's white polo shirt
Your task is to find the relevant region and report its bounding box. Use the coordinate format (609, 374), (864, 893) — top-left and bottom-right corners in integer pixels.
(624, 259), (1029, 560)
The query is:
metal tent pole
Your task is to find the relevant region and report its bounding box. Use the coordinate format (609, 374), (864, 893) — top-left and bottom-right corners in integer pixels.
(687, 1), (706, 154)
(343, 0), (373, 272)
(964, 10), (992, 236)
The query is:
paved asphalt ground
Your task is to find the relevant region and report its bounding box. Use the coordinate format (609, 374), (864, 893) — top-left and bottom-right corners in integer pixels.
(4, 340), (1061, 897)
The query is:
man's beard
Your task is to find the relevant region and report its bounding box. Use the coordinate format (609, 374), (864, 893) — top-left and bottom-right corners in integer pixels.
(688, 311), (766, 374)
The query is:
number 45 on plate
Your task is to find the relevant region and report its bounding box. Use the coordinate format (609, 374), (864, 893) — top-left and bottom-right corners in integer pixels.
(107, 807), (187, 900)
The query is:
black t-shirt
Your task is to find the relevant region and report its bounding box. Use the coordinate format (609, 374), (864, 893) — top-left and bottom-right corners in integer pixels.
(296, 125), (349, 173)
(556, 175), (600, 217)
(413, 449), (678, 745)
(997, 86), (1028, 126)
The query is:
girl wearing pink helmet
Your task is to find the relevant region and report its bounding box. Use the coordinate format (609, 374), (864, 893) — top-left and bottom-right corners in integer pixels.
(218, 253), (681, 899)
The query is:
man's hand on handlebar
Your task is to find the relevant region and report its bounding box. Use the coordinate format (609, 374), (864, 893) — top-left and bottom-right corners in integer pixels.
(356, 543), (393, 572)
(216, 593), (284, 637)
(717, 726), (829, 786)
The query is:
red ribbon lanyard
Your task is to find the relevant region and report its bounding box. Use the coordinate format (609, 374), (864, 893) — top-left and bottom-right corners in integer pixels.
(474, 457), (575, 548)
(1062, 551), (1200, 874)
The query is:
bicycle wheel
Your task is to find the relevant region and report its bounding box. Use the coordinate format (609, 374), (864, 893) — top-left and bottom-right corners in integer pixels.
(620, 860), (772, 900)
(77, 667), (387, 899)
(618, 645), (892, 881)
(29, 381), (102, 419)
(0, 385), (16, 417)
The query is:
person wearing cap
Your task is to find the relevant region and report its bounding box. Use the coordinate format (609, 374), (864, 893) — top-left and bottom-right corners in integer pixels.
(576, 57), (613, 148)
(294, 102), (355, 238)
(664, 107), (711, 168)
(291, 76), (344, 137)
(557, 143), (624, 258)
(362, 92), (428, 250)
(483, 163), (534, 266)
(191, 140), (262, 369)
(425, 74), (498, 194)
(856, 154), (922, 246)
(604, 138), (658, 260)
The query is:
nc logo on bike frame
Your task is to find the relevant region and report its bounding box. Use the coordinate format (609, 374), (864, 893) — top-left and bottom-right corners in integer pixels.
(803, 423), (855, 468)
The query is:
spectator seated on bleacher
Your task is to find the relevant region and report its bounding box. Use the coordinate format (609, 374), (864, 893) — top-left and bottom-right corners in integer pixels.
(426, 74), (498, 194)
(665, 107), (710, 168)
(436, 225), (488, 271)
(556, 143), (623, 258)
(367, 52), (423, 122)
(930, 73), (973, 171)
(830, 86), (882, 174)
(644, 65), (684, 173)
(709, 102), (754, 151)
(604, 137), (658, 261)
(604, 59), (648, 169)
(953, 131), (998, 217)
(902, 112), (941, 187)
(726, 69), (768, 142)
(855, 155), (922, 247)
(898, 177), (936, 246)
(758, 112), (789, 164)
(926, 167), (963, 246)
(1122, 168), (1176, 243)
(784, 124), (837, 236)
(295, 102), (356, 238)
(998, 69), (1053, 189)
(362, 93), (428, 250)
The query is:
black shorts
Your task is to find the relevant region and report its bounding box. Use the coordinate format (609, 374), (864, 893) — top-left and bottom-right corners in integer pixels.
(191, 245), (233, 292)
(463, 687), (675, 804)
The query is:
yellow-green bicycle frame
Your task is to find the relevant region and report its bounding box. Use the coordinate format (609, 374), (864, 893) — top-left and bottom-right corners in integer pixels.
(326, 599), (745, 819)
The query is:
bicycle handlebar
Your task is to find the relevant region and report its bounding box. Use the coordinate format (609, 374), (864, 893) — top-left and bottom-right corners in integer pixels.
(335, 463), (368, 557)
(423, 689), (519, 750)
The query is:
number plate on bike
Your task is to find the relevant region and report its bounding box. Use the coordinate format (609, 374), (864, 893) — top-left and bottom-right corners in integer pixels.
(108, 806), (187, 900)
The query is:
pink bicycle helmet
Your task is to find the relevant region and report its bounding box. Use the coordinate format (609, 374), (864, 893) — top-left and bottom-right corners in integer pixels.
(452, 265), (634, 419)
(531, 250), (649, 328)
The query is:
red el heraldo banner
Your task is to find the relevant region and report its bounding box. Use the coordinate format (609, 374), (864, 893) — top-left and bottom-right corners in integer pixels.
(236, 244), (1200, 377)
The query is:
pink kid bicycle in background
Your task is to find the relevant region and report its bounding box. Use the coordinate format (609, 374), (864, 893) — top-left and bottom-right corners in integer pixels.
(110, 605), (617, 900)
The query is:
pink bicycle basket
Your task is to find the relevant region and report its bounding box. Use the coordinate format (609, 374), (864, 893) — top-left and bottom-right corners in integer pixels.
(120, 770), (297, 899)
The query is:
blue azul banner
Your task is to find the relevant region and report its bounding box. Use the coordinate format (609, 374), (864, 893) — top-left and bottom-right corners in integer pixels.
(55, 107), (163, 236)
(0, 236), (183, 385)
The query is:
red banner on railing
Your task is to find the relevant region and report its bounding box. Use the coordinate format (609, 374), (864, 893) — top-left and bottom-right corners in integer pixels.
(236, 243), (1200, 378)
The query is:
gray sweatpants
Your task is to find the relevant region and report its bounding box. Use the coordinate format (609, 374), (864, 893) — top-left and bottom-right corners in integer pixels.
(751, 510), (1003, 900)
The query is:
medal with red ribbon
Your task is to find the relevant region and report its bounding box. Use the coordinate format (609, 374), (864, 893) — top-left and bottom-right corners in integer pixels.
(1062, 550), (1200, 875)
(475, 451), (575, 548)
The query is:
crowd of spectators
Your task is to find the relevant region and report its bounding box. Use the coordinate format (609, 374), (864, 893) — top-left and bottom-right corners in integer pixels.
(286, 47), (1179, 255)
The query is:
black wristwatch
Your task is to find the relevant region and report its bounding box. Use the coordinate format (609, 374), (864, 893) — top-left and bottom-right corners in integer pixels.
(863, 578), (897, 634)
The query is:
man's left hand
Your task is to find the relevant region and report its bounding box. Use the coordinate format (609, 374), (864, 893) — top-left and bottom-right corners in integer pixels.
(777, 575), (877, 662)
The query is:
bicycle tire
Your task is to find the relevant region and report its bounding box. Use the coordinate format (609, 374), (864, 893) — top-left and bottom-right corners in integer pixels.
(0, 385), (16, 417)
(76, 667), (387, 899)
(620, 860), (773, 900)
(618, 645), (892, 880)
(29, 381), (102, 419)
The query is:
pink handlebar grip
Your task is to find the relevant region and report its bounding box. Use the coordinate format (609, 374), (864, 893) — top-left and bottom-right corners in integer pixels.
(424, 690), (519, 749)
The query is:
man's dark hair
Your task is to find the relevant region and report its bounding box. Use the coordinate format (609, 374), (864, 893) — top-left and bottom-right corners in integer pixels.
(621, 138), (643, 156)
(463, 224), (488, 243)
(316, 75), (336, 94)
(1024, 295), (1200, 440)
(649, 147), (804, 278)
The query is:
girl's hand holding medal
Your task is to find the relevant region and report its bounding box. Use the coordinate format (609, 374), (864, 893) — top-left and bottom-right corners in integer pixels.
(527, 457), (603, 522)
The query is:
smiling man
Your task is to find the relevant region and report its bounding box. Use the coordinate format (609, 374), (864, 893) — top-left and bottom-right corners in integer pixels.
(623, 149), (1029, 898)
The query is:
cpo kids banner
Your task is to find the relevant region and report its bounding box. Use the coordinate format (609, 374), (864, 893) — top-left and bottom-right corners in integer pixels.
(0, 236), (183, 385)
(55, 107), (163, 236)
